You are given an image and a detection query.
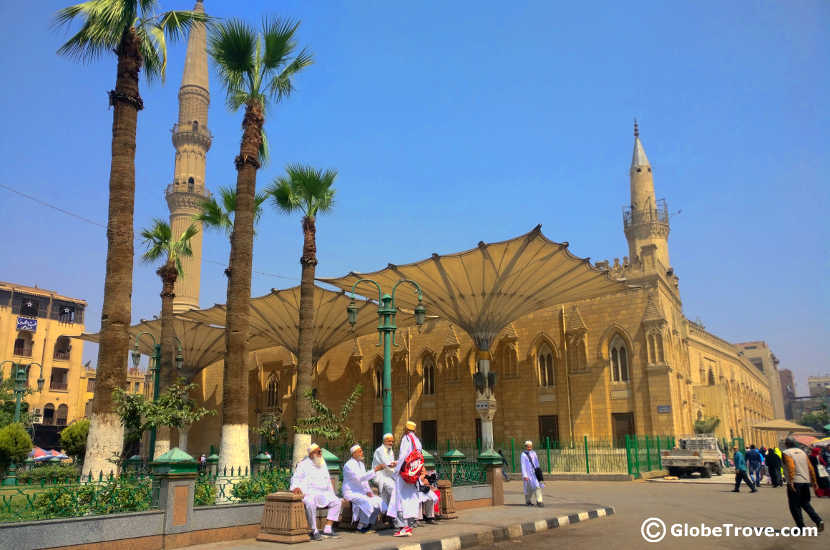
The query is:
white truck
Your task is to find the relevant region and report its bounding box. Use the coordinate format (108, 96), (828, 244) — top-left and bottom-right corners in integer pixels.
(660, 436), (724, 478)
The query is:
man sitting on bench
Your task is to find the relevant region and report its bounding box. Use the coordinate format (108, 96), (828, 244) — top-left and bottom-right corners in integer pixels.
(290, 443), (341, 541)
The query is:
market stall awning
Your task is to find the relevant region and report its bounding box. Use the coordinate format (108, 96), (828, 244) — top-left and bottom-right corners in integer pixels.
(751, 419), (815, 432)
(319, 225), (629, 350)
(179, 285), (427, 363)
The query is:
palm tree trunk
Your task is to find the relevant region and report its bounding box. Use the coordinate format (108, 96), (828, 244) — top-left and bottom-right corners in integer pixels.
(219, 100), (264, 472)
(292, 216), (317, 467)
(154, 260), (178, 457)
(83, 28), (143, 477)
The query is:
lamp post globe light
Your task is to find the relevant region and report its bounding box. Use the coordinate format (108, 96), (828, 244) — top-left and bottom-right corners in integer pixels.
(346, 279), (426, 435)
(0, 360), (45, 423)
(132, 332), (183, 462)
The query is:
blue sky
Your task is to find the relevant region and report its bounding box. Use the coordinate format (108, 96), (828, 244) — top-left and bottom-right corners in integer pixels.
(0, 1), (827, 393)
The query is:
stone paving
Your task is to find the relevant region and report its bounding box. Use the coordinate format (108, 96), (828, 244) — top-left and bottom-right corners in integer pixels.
(180, 481), (613, 550)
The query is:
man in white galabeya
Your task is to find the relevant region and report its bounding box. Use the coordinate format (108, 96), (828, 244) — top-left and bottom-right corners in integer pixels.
(342, 443), (385, 533)
(290, 443), (341, 541)
(372, 433), (398, 515)
(521, 440), (544, 507)
(390, 420), (423, 537)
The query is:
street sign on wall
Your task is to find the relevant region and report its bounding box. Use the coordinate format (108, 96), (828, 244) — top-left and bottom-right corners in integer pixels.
(16, 317), (37, 332)
(657, 405), (672, 414)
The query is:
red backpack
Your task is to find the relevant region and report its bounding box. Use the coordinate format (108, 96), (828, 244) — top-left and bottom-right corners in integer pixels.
(400, 433), (425, 484)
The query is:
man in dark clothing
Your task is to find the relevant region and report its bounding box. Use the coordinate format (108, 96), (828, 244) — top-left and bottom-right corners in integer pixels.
(766, 447), (783, 487)
(732, 446), (757, 493)
(497, 449), (510, 481)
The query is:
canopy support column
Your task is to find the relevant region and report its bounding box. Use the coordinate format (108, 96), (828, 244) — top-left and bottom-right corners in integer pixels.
(474, 346), (497, 454)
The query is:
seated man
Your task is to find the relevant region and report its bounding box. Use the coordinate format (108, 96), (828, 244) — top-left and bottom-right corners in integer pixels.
(342, 444), (385, 532)
(416, 469), (439, 524)
(290, 443), (341, 541)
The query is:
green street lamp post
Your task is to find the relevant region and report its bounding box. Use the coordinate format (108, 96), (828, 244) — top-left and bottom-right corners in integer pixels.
(1, 360), (45, 485)
(131, 333), (183, 462)
(0, 360), (45, 423)
(346, 279), (426, 435)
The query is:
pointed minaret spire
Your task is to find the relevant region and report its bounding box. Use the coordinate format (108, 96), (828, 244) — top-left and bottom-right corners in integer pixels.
(166, 0), (211, 313)
(623, 121), (671, 272)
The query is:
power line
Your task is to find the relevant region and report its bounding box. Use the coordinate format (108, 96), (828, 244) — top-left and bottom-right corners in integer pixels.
(0, 182), (296, 281)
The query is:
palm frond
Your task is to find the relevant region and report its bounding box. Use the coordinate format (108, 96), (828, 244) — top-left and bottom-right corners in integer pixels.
(209, 19), (257, 109)
(140, 218), (172, 263)
(266, 178), (300, 215)
(258, 127), (270, 164)
(261, 17), (300, 70)
(196, 193), (233, 236)
(156, 9), (209, 43)
(55, 0), (133, 62)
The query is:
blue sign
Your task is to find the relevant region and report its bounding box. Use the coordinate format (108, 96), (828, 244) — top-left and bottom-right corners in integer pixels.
(657, 405), (671, 414)
(16, 317), (37, 332)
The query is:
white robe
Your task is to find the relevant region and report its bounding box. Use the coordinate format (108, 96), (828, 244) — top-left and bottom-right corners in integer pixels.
(342, 457), (382, 523)
(290, 457), (338, 507)
(521, 449), (545, 492)
(372, 444), (397, 513)
(389, 432), (422, 520)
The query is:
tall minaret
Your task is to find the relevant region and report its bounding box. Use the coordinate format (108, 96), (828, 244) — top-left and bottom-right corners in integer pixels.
(623, 121), (671, 269)
(166, 0), (211, 313)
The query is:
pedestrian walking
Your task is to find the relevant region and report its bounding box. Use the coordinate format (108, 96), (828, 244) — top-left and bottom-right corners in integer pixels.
(731, 445), (757, 493)
(766, 446), (783, 487)
(497, 449), (510, 481)
(521, 441), (545, 507)
(808, 447), (830, 498)
(782, 437), (824, 532)
(746, 444), (763, 488)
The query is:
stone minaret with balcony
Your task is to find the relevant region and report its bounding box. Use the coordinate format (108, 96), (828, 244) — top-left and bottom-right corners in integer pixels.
(166, 0), (211, 313)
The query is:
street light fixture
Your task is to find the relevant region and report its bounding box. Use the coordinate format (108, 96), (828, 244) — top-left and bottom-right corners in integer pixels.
(0, 360), (45, 423)
(346, 279), (426, 435)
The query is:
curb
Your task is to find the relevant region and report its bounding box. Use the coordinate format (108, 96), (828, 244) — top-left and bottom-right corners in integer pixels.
(377, 506), (615, 550)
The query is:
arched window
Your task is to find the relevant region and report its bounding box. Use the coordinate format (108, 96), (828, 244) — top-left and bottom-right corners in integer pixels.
(13, 332), (33, 357)
(192, 120), (199, 131)
(538, 344), (555, 387)
(188, 176), (195, 192)
(43, 403), (55, 425)
(54, 336), (72, 361)
(423, 356), (435, 395)
(56, 404), (68, 426)
(265, 375), (279, 409)
(708, 369), (715, 386)
(610, 336), (630, 382)
(498, 342), (518, 377)
(374, 365), (383, 399)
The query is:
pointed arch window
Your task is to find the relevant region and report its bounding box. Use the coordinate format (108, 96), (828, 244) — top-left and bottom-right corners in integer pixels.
(265, 375), (279, 410)
(423, 356), (435, 395)
(56, 404), (68, 426)
(498, 342), (518, 378)
(374, 361), (383, 399)
(54, 336), (72, 361)
(13, 332), (33, 357)
(538, 344), (555, 387)
(43, 403), (55, 425)
(610, 336), (630, 382)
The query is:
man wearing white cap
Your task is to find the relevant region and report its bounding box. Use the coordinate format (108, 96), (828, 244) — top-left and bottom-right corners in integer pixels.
(372, 433), (397, 515)
(390, 420), (423, 537)
(290, 443), (341, 541)
(521, 440), (544, 507)
(342, 444), (385, 533)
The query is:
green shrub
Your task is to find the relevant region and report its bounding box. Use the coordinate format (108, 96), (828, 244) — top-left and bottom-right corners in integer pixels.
(17, 464), (80, 485)
(194, 478), (216, 506)
(32, 476), (153, 519)
(60, 419), (89, 460)
(230, 468), (290, 502)
(0, 423), (32, 472)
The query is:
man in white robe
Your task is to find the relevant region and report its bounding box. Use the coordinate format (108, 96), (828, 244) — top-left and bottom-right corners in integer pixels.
(342, 444), (385, 532)
(290, 443), (341, 541)
(521, 440), (544, 507)
(371, 433), (397, 515)
(390, 421), (423, 537)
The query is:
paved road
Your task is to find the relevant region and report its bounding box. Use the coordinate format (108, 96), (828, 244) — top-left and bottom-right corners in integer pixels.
(496, 480), (829, 550)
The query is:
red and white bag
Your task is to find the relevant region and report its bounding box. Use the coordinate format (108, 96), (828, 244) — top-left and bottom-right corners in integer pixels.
(400, 433), (424, 484)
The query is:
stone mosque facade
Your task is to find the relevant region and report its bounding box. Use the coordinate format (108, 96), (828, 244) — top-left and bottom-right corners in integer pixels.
(168, 3), (782, 454)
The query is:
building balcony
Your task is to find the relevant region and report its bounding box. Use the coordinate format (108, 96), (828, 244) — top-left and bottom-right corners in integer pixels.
(49, 381), (68, 391)
(53, 351), (70, 361)
(623, 198), (670, 229)
(171, 123), (213, 149)
(13, 347), (33, 358)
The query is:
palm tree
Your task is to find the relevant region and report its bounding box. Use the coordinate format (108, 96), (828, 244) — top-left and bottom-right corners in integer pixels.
(140, 219), (198, 456)
(267, 164), (336, 466)
(209, 17), (312, 471)
(54, 0), (208, 475)
(196, 186), (268, 239)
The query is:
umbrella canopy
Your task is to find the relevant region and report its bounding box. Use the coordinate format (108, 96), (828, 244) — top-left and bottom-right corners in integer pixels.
(751, 419), (815, 432)
(824, 423), (830, 432)
(791, 434), (818, 447)
(76, 318), (274, 380)
(814, 437), (830, 448)
(28, 448), (69, 462)
(180, 285), (428, 363)
(319, 225), (629, 351)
